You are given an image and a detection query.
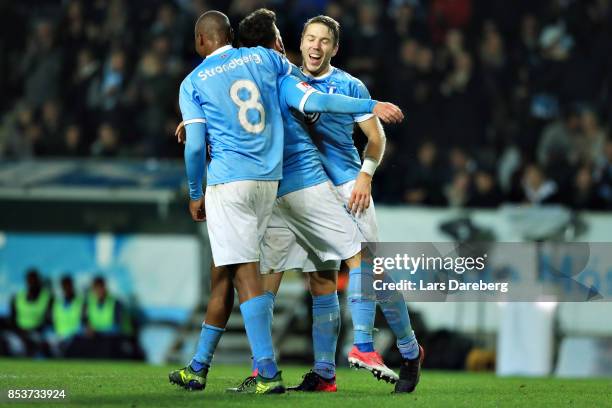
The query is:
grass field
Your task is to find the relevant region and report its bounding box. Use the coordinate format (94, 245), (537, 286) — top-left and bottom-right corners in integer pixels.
(0, 359), (610, 407)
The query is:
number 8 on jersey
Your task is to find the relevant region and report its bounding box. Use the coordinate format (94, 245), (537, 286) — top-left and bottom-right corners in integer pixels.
(230, 80), (266, 134)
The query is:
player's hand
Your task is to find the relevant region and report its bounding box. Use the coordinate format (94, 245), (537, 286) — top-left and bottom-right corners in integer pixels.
(349, 172), (372, 215)
(372, 102), (404, 124)
(189, 198), (206, 222)
(175, 121), (186, 144)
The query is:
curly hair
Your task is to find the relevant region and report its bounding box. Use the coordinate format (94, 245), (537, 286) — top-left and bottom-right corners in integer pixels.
(238, 8), (277, 48)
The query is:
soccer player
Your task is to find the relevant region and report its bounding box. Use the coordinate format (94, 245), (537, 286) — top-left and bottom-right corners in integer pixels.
(298, 16), (424, 393)
(168, 10), (292, 394)
(174, 9), (405, 393)
(236, 9), (404, 392)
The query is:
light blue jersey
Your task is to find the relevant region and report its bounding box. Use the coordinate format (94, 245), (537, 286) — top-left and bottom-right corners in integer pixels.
(276, 75), (377, 197)
(300, 67), (374, 186)
(276, 75), (328, 197)
(179, 45), (291, 186)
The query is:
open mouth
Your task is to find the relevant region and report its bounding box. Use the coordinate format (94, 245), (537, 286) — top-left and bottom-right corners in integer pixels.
(308, 53), (322, 65)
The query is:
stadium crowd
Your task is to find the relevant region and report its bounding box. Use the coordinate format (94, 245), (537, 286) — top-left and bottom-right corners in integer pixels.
(0, 0), (611, 209)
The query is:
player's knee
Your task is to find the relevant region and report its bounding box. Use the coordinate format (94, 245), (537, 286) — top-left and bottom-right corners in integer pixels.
(308, 270), (337, 296)
(344, 254), (361, 270)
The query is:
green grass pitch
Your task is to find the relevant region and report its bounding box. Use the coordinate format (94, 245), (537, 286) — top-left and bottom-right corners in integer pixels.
(0, 359), (610, 407)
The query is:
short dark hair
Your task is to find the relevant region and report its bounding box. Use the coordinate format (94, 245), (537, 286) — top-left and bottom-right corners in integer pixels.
(302, 15), (340, 47)
(92, 275), (105, 287)
(238, 8), (277, 48)
(26, 267), (40, 280)
(60, 275), (73, 286)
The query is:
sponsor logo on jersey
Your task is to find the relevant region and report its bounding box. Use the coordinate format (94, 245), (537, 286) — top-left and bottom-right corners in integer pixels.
(197, 53), (262, 81)
(296, 81), (312, 92)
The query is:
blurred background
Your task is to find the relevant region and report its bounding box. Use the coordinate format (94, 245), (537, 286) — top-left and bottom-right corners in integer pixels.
(1, 0), (611, 378)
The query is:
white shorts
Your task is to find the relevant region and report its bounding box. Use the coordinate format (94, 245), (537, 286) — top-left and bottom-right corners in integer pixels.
(336, 179), (379, 242)
(205, 180), (278, 267)
(260, 181), (363, 274)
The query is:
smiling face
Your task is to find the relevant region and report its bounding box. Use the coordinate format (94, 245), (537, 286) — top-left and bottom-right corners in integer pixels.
(300, 22), (338, 77)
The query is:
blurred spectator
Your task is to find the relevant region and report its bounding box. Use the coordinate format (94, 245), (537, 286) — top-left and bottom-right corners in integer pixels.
(85, 276), (123, 336)
(497, 145), (522, 196)
(389, 2), (429, 43)
(437, 29), (465, 71)
(570, 165), (604, 210)
(124, 50), (177, 155)
(479, 22), (510, 104)
(594, 137), (612, 210)
(20, 20), (62, 108)
(52, 275), (84, 342)
(150, 2), (185, 59)
(467, 170), (503, 208)
(102, 0), (130, 46)
(98, 49), (127, 113)
(67, 48), (100, 132)
(59, 0), (88, 72)
(0, 101), (35, 158)
(575, 108), (606, 166)
(445, 170), (471, 207)
(429, 0), (472, 44)
(346, 2), (385, 91)
(0, 1), (610, 209)
(53, 124), (88, 157)
(513, 14), (540, 65)
(91, 122), (121, 157)
(520, 163), (559, 205)
(41, 100), (64, 153)
(403, 140), (446, 206)
(537, 108), (581, 167)
(440, 51), (486, 148)
(448, 146), (476, 175)
(9, 268), (52, 356)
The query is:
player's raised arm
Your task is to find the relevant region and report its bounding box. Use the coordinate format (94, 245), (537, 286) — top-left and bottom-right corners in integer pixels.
(279, 75), (404, 122)
(306, 95), (403, 123)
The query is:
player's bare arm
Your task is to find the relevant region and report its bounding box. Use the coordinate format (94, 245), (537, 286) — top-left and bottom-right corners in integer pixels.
(348, 117), (386, 214)
(372, 102), (404, 124)
(175, 120), (186, 144)
(189, 197), (206, 222)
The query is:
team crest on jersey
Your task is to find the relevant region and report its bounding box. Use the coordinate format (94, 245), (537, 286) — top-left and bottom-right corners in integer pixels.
(290, 108), (320, 125)
(327, 86), (336, 94)
(304, 111), (320, 124)
(296, 81), (312, 92)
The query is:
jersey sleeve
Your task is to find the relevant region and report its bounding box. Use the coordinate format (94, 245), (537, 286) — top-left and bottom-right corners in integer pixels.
(349, 78), (375, 123)
(179, 77), (207, 126)
(183, 121), (207, 200)
(279, 75), (319, 113)
(260, 47), (292, 78)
